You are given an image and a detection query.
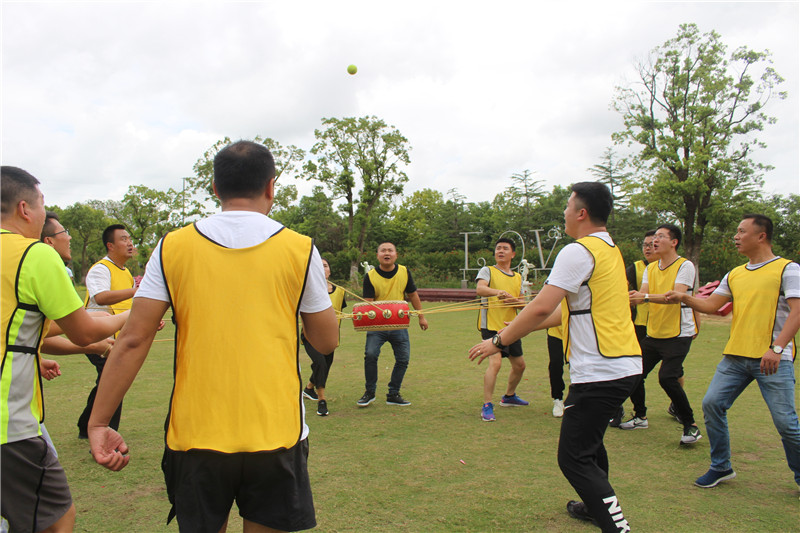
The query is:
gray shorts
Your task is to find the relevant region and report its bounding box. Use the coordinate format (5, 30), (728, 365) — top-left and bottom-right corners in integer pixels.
(1, 436), (72, 533)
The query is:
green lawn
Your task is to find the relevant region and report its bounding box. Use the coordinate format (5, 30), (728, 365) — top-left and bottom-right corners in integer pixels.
(40, 311), (799, 532)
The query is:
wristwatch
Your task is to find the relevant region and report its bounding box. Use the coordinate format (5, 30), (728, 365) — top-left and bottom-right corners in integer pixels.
(643, 293), (650, 303)
(772, 345), (784, 354)
(492, 334), (506, 350)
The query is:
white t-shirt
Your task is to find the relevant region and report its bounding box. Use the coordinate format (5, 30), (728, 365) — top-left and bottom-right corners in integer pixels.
(136, 211), (332, 442)
(714, 258), (800, 360)
(642, 258), (697, 337)
(136, 211), (331, 313)
(545, 232), (642, 384)
(84, 256), (128, 313)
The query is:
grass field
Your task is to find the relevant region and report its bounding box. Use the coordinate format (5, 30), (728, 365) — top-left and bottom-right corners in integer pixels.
(40, 311), (799, 532)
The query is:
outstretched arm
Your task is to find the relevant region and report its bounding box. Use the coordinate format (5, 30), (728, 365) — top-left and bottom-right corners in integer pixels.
(54, 309), (128, 347)
(88, 297), (168, 471)
(407, 291), (428, 330)
(469, 284), (566, 364)
(663, 291), (730, 315)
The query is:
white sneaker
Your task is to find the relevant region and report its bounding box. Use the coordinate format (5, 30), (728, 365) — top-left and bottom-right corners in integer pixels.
(619, 416), (649, 430)
(552, 399), (565, 417)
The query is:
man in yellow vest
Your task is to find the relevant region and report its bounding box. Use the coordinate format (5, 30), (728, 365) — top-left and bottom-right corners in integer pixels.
(622, 223), (702, 445)
(358, 242), (429, 407)
(1, 166), (128, 533)
(470, 182), (641, 532)
(475, 238), (528, 422)
(88, 141), (339, 532)
(77, 224), (136, 439)
(665, 214), (799, 490)
(609, 230), (655, 427)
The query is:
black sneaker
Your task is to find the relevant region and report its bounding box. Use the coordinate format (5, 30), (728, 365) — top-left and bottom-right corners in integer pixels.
(667, 402), (683, 424)
(566, 501), (598, 526)
(303, 387), (318, 401)
(357, 391), (375, 407)
(609, 406), (624, 427)
(386, 393), (410, 406)
(317, 400), (329, 416)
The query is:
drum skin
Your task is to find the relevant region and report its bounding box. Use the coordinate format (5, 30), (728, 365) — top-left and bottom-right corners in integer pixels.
(352, 301), (411, 331)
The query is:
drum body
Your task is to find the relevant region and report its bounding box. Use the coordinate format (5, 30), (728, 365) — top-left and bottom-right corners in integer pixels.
(352, 300), (411, 331)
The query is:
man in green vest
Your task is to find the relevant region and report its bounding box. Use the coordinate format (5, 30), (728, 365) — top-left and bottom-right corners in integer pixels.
(1, 166), (128, 533)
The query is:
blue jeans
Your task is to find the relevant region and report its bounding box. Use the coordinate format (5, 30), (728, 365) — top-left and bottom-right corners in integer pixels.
(703, 355), (800, 484)
(364, 330), (410, 396)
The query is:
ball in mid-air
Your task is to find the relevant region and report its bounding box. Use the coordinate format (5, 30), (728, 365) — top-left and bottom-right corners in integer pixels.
(347, 64), (357, 75)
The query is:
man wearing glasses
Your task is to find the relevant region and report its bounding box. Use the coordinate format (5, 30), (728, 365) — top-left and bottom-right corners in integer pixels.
(622, 224), (702, 445)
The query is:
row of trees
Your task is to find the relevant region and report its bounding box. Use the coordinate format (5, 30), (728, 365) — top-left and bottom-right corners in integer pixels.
(47, 24), (798, 286)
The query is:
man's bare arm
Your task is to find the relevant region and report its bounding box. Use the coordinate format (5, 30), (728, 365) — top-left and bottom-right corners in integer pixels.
(300, 307), (339, 355)
(54, 309), (128, 347)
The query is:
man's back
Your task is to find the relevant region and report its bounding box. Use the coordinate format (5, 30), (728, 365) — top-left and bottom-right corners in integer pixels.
(162, 223), (313, 453)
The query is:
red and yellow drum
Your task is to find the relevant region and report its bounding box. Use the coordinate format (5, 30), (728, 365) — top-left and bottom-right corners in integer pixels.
(352, 301), (411, 332)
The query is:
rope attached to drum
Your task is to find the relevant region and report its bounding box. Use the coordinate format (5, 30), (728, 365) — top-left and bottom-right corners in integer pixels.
(330, 282), (536, 332)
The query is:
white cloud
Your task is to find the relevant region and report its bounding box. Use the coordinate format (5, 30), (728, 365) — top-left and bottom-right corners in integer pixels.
(2, 1), (797, 209)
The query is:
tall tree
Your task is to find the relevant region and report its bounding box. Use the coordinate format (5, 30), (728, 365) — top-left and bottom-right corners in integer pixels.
(505, 170), (545, 220)
(56, 202), (111, 281)
(304, 116), (411, 279)
(187, 136), (306, 208)
(588, 147), (630, 220)
(612, 23), (786, 266)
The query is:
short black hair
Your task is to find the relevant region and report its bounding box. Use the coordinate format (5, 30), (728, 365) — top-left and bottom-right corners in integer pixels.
(102, 224), (127, 249)
(644, 230), (656, 238)
(742, 213), (773, 242)
(1, 166), (40, 216)
(657, 223), (682, 249)
(571, 182), (613, 225)
(42, 211), (61, 239)
(213, 141), (276, 201)
(495, 237), (516, 252)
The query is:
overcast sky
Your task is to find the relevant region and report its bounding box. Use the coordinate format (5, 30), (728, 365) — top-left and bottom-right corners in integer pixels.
(2, 1), (798, 210)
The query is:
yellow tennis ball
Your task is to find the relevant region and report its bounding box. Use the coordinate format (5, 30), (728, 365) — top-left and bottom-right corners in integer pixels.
(347, 64), (357, 75)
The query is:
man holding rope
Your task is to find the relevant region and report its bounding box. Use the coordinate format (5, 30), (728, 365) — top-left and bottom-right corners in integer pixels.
(664, 214), (800, 490)
(470, 182), (641, 532)
(88, 141), (339, 532)
(475, 237), (528, 422)
(358, 242), (428, 407)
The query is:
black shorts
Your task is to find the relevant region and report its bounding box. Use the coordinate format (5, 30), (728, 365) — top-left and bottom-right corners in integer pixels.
(1, 436), (72, 532)
(162, 439), (315, 533)
(481, 329), (523, 358)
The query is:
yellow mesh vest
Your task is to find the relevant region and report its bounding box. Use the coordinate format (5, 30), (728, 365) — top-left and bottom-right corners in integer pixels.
(1, 233), (45, 443)
(83, 258), (134, 314)
(560, 236), (641, 361)
(367, 265), (408, 301)
(477, 266), (522, 331)
(633, 260), (649, 327)
(162, 225), (312, 452)
(724, 258), (796, 360)
(646, 257), (695, 338)
(547, 300), (566, 340)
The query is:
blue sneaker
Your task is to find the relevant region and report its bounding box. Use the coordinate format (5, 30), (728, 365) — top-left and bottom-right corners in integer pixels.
(695, 468), (736, 488)
(481, 402), (495, 421)
(500, 393), (529, 406)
